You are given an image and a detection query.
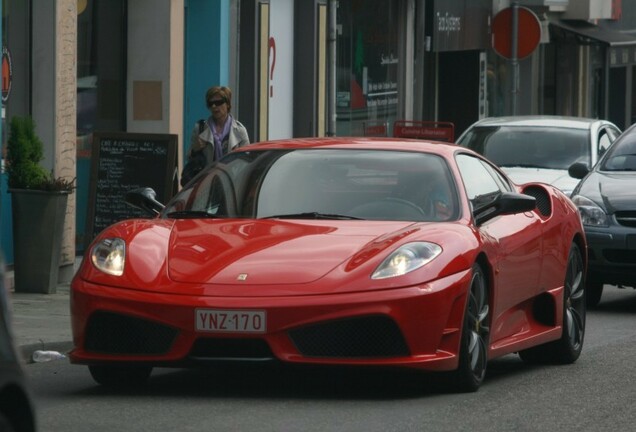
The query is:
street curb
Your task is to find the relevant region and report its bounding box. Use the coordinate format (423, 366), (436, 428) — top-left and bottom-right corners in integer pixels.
(20, 341), (74, 364)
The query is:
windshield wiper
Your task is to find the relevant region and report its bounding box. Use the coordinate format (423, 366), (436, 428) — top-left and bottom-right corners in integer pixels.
(264, 212), (362, 220)
(166, 210), (220, 219)
(498, 163), (547, 169)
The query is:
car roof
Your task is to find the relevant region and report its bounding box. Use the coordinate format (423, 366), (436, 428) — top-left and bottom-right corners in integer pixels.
(236, 137), (466, 158)
(466, 115), (611, 130)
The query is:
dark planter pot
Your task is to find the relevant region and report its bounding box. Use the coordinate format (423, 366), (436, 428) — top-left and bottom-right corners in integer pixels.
(9, 189), (69, 294)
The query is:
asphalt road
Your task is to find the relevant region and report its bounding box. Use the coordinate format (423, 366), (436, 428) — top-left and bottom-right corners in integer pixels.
(25, 287), (636, 432)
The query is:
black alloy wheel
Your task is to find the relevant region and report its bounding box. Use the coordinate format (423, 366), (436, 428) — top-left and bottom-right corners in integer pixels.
(585, 280), (603, 308)
(449, 263), (490, 392)
(560, 243), (586, 361)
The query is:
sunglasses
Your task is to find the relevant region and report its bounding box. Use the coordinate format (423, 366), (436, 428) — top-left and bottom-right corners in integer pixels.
(208, 99), (227, 107)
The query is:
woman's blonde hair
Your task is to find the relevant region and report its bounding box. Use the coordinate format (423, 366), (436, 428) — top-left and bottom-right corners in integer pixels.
(206, 86), (232, 111)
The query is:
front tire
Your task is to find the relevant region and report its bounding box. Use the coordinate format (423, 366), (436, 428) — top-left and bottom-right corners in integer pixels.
(585, 280), (603, 308)
(519, 243), (585, 364)
(448, 263), (490, 392)
(89, 365), (153, 387)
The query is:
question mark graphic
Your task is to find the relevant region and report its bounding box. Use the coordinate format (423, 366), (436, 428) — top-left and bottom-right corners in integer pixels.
(269, 37), (276, 98)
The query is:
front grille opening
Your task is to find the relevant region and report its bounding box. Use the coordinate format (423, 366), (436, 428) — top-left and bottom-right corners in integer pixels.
(85, 311), (178, 355)
(615, 211), (636, 228)
(289, 315), (409, 359)
(189, 338), (274, 360)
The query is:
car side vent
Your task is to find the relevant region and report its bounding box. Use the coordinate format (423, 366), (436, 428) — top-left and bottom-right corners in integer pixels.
(522, 185), (552, 217)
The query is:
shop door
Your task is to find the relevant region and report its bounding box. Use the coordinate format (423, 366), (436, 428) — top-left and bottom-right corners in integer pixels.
(609, 66), (627, 130)
(438, 51), (481, 137)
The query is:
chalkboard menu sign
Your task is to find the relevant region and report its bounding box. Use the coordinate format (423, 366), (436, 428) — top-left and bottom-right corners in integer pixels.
(86, 132), (178, 247)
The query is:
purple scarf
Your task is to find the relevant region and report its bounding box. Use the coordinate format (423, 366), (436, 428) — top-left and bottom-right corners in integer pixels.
(208, 115), (233, 161)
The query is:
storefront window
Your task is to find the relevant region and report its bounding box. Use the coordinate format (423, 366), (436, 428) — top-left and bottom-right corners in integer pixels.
(487, 54), (510, 117)
(336, 0), (399, 137)
(76, 0), (127, 250)
(77, 0), (127, 157)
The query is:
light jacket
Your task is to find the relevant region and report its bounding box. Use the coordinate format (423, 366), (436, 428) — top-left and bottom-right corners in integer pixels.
(187, 116), (250, 163)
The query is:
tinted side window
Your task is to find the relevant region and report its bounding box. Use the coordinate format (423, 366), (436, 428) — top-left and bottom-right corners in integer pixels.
(456, 154), (505, 206)
(482, 162), (513, 192)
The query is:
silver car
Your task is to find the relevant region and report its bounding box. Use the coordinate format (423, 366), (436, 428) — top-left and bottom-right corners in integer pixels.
(457, 116), (621, 196)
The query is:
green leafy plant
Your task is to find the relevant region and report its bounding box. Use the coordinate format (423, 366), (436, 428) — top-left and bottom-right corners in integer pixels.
(6, 116), (75, 192)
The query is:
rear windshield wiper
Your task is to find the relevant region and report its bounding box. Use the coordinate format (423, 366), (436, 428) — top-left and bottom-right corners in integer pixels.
(264, 212), (362, 220)
(166, 210), (220, 219)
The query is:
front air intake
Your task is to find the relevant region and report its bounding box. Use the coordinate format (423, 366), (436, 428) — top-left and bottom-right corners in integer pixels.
(289, 315), (409, 358)
(85, 311), (178, 355)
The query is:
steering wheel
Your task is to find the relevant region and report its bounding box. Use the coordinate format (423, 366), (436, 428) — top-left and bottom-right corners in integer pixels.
(349, 197), (428, 220)
(383, 197), (428, 216)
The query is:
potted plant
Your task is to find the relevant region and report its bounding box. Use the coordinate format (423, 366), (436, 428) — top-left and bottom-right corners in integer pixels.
(5, 116), (75, 293)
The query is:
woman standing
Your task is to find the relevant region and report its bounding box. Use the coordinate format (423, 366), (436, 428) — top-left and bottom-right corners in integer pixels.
(182, 86), (250, 185)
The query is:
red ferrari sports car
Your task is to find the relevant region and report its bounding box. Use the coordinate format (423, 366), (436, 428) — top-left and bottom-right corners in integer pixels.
(70, 137), (587, 392)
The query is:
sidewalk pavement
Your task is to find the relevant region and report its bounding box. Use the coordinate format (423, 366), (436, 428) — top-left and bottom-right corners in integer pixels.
(8, 258), (81, 364)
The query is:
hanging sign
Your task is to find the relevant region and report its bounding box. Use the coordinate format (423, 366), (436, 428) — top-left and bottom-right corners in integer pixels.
(2, 46), (12, 104)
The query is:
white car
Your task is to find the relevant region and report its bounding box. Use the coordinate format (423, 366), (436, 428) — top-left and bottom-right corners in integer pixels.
(456, 116), (621, 196)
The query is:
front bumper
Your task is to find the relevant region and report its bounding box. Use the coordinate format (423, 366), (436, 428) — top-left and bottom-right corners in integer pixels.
(585, 222), (636, 287)
(70, 269), (471, 372)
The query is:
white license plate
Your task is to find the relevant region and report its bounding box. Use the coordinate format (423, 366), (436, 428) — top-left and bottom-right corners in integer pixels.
(195, 309), (266, 333)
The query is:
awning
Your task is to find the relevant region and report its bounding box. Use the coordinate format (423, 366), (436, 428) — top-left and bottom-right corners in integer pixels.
(550, 20), (636, 47)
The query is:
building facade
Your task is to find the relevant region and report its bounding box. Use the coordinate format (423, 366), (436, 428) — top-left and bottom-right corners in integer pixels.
(1, 0), (634, 278)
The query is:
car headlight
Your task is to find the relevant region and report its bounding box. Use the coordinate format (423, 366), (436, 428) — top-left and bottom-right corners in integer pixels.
(571, 195), (609, 227)
(91, 238), (126, 276)
(371, 242), (442, 279)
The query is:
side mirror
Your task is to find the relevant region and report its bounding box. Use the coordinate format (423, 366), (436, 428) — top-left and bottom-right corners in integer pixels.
(125, 187), (165, 216)
(474, 192), (536, 225)
(568, 161), (590, 180)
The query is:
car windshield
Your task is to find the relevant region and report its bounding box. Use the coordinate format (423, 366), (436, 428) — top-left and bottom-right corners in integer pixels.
(164, 149), (459, 222)
(600, 134), (636, 171)
(459, 126), (591, 170)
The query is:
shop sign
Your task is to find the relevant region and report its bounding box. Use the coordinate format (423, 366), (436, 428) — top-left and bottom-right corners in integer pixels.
(431, 0), (490, 52)
(2, 46), (12, 104)
(393, 120), (455, 142)
(609, 46), (636, 67)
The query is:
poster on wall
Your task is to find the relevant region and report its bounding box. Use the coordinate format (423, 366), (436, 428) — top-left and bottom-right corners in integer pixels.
(268, 0), (294, 140)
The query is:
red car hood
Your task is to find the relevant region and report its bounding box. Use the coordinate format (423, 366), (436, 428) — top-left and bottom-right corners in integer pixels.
(167, 219), (416, 285)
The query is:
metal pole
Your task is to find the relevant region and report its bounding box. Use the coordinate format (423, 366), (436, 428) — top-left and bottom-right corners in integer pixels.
(511, 1), (519, 115)
(327, 0), (337, 136)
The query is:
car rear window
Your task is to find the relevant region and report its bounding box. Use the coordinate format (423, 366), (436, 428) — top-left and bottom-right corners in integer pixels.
(459, 126), (590, 170)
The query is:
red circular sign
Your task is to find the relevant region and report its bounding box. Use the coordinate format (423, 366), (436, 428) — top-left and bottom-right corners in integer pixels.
(492, 7), (541, 60)
(2, 47), (12, 103)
